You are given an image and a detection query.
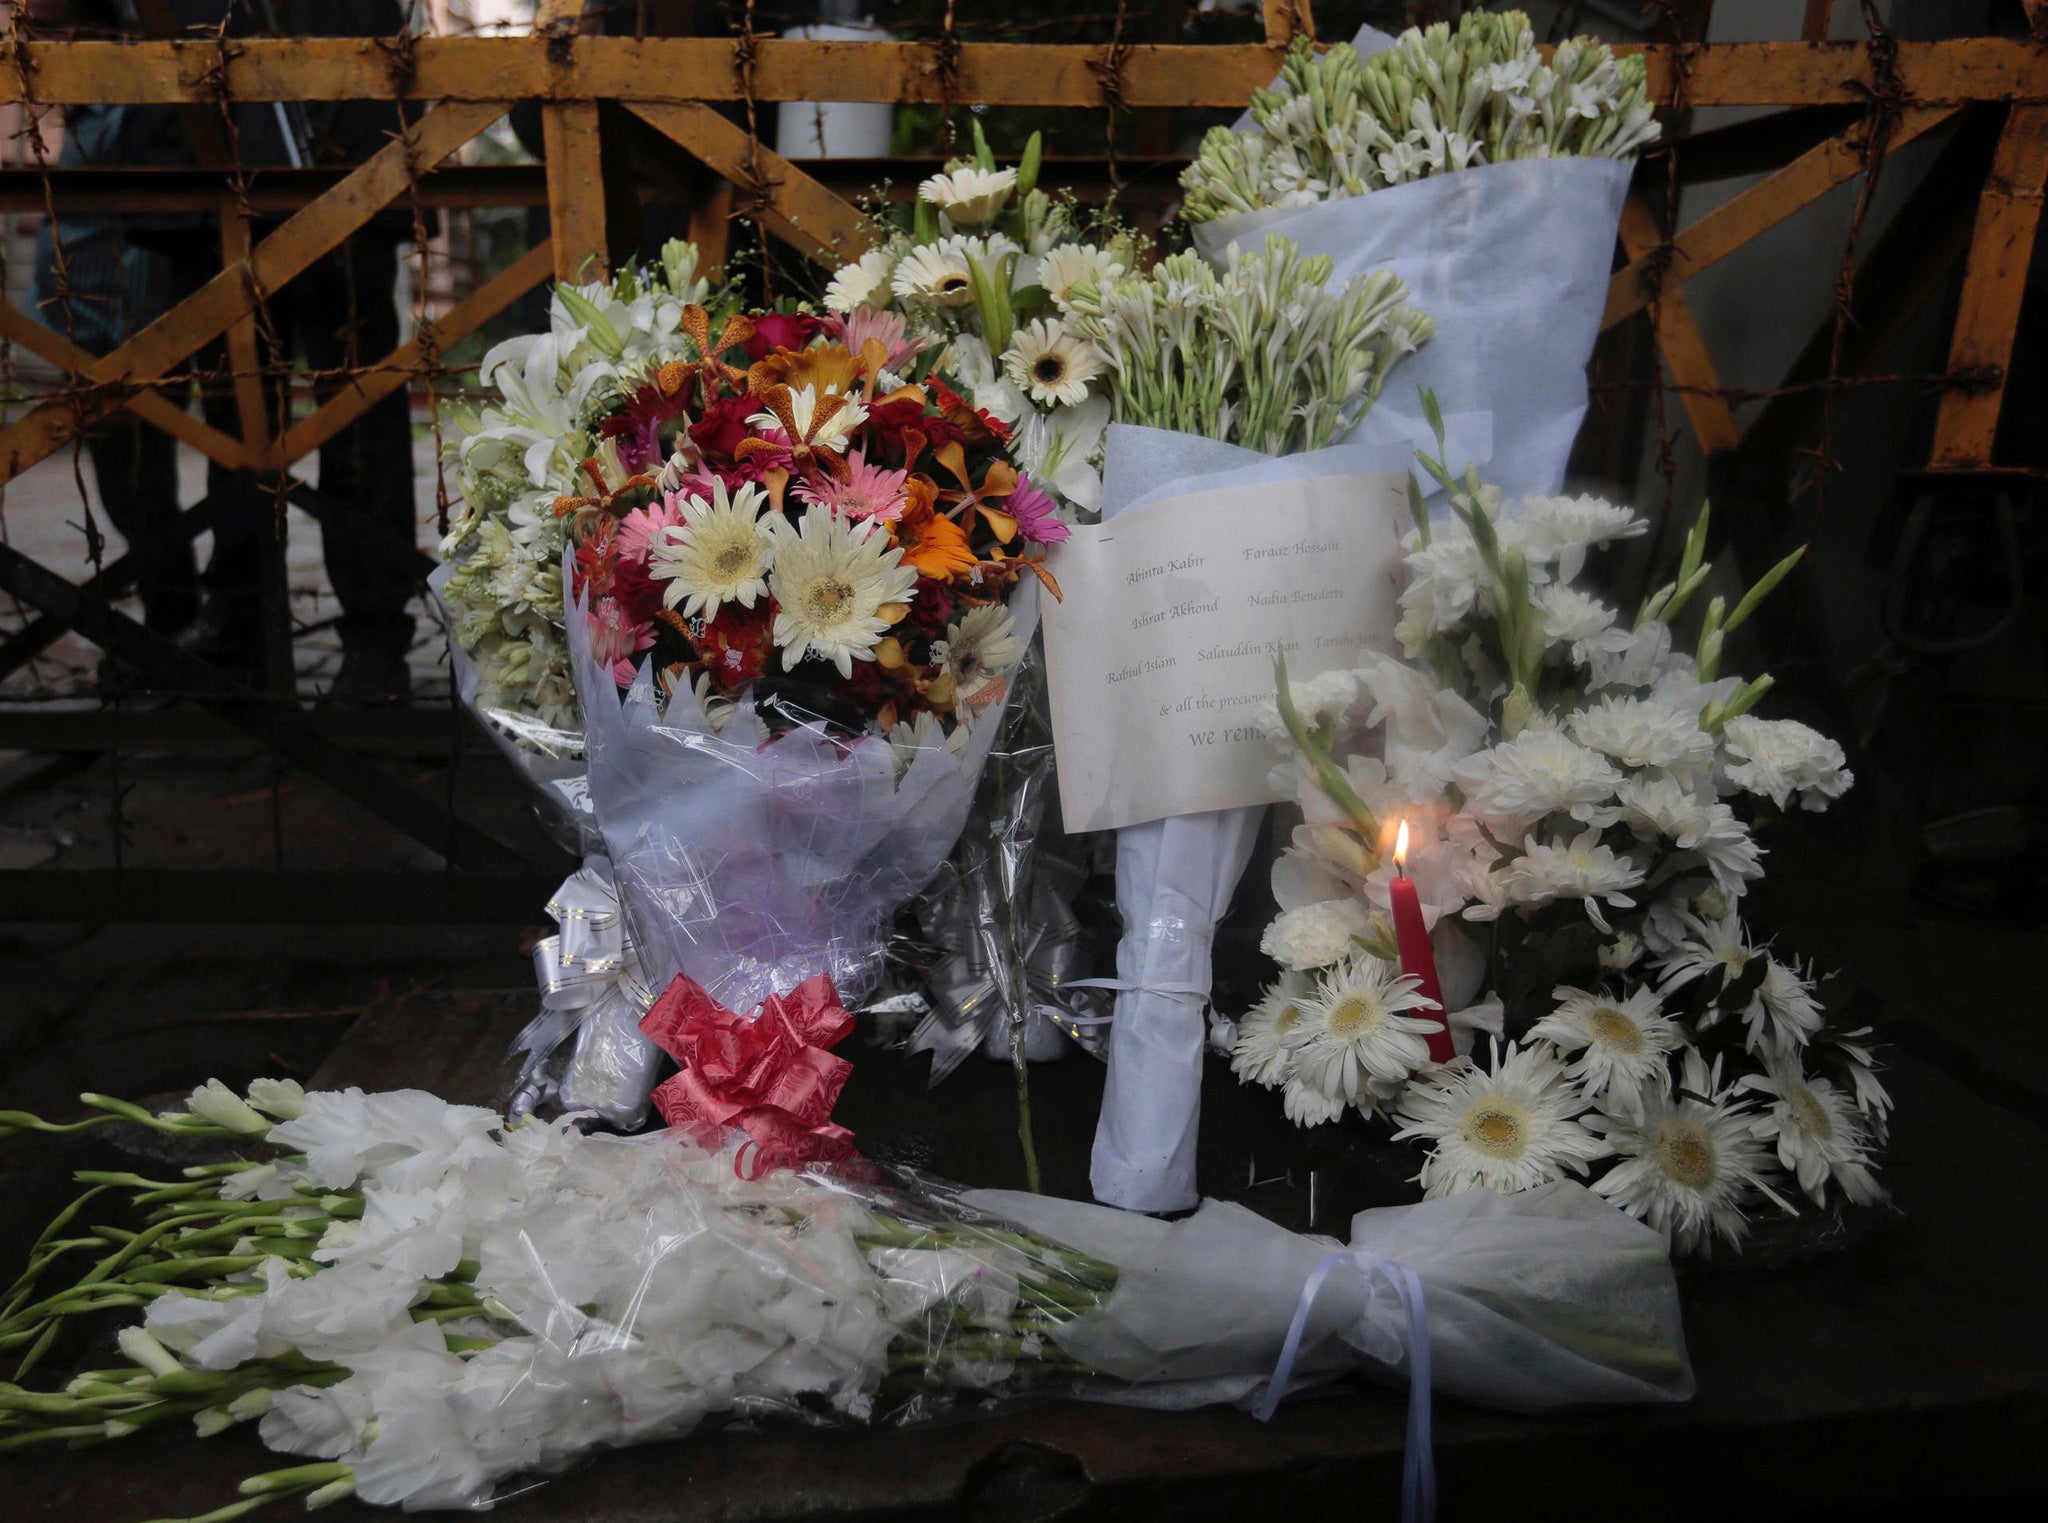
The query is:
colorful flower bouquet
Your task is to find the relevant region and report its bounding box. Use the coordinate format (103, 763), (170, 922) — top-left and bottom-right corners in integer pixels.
(1230, 432), (1885, 1257)
(1183, 14), (1659, 497)
(554, 299), (1061, 1124)
(0, 1080), (1693, 1518)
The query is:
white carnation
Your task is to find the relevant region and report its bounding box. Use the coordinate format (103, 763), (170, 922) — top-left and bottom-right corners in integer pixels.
(1720, 716), (1853, 812)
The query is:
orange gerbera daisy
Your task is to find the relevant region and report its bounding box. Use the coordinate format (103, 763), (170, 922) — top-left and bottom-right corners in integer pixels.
(890, 476), (978, 580)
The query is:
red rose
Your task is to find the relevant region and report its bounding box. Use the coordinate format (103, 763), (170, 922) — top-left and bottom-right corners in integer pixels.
(743, 311), (824, 360)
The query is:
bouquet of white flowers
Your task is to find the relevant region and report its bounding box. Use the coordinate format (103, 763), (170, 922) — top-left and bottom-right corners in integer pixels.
(1056, 238), (1433, 1213)
(1183, 16), (1658, 498)
(0, 1080), (1695, 1518)
(1232, 437), (1886, 1258)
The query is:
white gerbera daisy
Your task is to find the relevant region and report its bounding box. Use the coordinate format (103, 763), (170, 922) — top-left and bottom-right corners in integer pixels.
(1529, 984), (1681, 1117)
(886, 709), (964, 774)
(1452, 729), (1623, 837)
(892, 244), (975, 308)
(1746, 956), (1825, 1055)
(1720, 716), (1854, 812)
(1591, 1051), (1788, 1257)
(1538, 586), (1633, 667)
(646, 479), (773, 619)
(1001, 318), (1103, 409)
(824, 247), (897, 313)
(1231, 973), (1312, 1089)
(919, 165), (1016, 227)
(1500, 827), (1645, 931)
(1283, 1077), (1347, 1128)
(1037, 243), (1127, 309)
(1260, 899), (1371, 972)
(1567, 695), (1717, 783)
(1595, 774), (1764, 896)
(764, 511), (918, 678)
(749, 384), (868, 457)
(934, 604), (1024, 717)
(1816, 1026), (1893, 1132)
(1514, 493), (1648, 580)
(1655, 910), (1758, 996)
(1287, 955), (1443, 1112)
(1739, 1055), (1884, 1208)
(1392, 1040), (1611, 1197)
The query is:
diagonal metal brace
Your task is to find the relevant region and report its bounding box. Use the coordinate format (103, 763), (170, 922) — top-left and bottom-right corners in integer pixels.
(0, 541), (554, 874)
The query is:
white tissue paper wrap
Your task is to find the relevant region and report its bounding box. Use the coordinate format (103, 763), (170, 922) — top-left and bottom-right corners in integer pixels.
(1088, 427), (1409, 1213)
(566, 558), (1042, 1125)
(974, 1179), (1695, 1414)
(1190, 28), (1632, 499)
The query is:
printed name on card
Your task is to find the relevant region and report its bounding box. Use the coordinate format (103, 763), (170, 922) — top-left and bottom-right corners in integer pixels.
(1042, 471), (1408, 832)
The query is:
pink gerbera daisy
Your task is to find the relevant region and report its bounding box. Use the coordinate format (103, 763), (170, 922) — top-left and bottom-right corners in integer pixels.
(587, 598), (655, 688)
(616, 496), (685, 565)
(1007, 475), (1070, 545)
(825, 307), (929, 375)
(794, 450), (911, 522)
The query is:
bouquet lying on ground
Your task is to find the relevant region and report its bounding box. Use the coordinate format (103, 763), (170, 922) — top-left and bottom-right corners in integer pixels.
(1179, 15), (1658, 223)
(1235, 439), (1887, 1257)
(0, 1078), (1694, 1519)
(826, 122), (1129, 516)
(436, 242), (720, 754)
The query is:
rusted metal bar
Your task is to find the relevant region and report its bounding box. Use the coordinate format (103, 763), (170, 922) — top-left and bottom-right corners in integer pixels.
(1, 39), (2039, 113)
(1618, 196), (1740, 456)
(543, 101), (608, 283)
(1261, 2), (1313, 46)
(0, 99), (505, 487)
(0, 163), (550, 214)
(628, 101), (877, 267)
(1604, 105), (1962, 331)
(263, 239), (554, 472)
(1930, 103), (2048, 469)
(0, 299), (250, 470)
(1801, 0), (1834, 42)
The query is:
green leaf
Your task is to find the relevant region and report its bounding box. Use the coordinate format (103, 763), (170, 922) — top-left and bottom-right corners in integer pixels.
(1420, 387), (1447, 452)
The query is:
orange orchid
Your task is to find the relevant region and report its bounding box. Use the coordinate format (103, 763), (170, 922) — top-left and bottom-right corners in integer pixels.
(748, 342), (877, 403)
(932, 439), (1021, 543)
(890, 476), (978, 580)
(680, 303), (754, 387)
(737, 382), (868, 473)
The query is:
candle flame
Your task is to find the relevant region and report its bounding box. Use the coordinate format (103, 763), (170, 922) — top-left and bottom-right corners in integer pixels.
(1394, 818), (1410, 868)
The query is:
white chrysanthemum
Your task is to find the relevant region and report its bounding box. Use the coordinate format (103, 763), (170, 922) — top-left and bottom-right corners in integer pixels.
(1037, 243), (1127, 309)
(1739, 1055), (1883, 1208)
(1230, 973), (1312, 1089)
(1500, 827), (1645, 931)
(1599, 931), (1644, 974)
(1720, 716), (1854, 812)
(749, 384), (868, 457)
(647, 479), (773, 619)
(891, 244), (975, 308)
(1399, 515), (1537, 637)
(919, 165), (1016, 227)
(1529, 985), (1681, 1118)
(1287, 955), (1443, 1112)
(1594, 773), (1763, 896)
(824, 247), (896, 313)
(1567, 695), (1717, 783)
(1257, 666), (1359, 741)
(1514, 493), (1648, 580)
(1392, 1040), (1611, 1197)
(1260, 898), (1371, 972)
(1452, 729), (1623, 837)
(1539, 586), (1633, 666)
(764, 512), (918, 678)
(1001, 318), (1103, 409)
(1591, 1051), (1787, 1257)
(935, 604), (1024, 717)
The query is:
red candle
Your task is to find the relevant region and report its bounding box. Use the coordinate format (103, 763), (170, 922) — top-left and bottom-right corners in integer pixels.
(1388, 820), (1456, 1064)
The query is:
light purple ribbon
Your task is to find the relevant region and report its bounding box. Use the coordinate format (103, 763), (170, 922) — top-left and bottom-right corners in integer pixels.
(1254, 1248), (1436, 1523)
